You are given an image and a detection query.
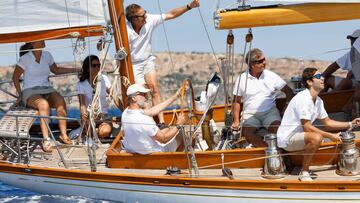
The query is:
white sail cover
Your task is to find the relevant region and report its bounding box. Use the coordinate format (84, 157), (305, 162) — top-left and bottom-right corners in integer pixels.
(0, 0), (107, 34)
(249, 0), (360, 2)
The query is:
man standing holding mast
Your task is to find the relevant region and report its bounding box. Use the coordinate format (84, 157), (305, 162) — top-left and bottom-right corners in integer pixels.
(125, 0), (200, 128)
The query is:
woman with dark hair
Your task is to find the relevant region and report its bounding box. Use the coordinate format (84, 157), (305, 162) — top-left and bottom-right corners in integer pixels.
(77, 55), (120, 138)
(12, 40), (78, 152)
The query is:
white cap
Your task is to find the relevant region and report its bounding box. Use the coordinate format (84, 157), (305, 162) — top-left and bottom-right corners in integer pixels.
(347, 29), (360, 39)
(126, 84), (150, 96)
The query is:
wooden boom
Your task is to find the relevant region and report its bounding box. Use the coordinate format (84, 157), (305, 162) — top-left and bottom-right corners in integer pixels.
(215, 3), (360, 29)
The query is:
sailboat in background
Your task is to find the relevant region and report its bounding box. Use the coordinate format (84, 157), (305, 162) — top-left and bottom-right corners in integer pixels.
(0, 0), (360, 202)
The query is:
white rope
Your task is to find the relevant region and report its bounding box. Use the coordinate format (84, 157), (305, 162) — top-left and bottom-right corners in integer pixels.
(108, 0), (131, 86)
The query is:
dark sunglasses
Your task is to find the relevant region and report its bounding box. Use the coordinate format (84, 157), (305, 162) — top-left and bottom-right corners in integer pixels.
(313, 73), (322, 79)
(134, 10), (147, 18)
(91, 63), (101, 68)
(135, 92), (147, 97)
(253, 58), (266, 64)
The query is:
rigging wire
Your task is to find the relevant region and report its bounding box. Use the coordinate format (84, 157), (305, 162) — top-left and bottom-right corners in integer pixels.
(64, 0), (80, 69)
(156, 0), (176, 80)
(196, 7), (222, 75)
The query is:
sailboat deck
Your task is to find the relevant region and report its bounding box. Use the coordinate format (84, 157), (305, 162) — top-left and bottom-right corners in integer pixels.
(20, 132), (360, 183)
(1, 111), (359, 183)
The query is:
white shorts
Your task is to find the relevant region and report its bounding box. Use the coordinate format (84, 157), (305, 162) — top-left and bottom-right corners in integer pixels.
(132, 58), (155, 84)
(283, 132), (305, 151)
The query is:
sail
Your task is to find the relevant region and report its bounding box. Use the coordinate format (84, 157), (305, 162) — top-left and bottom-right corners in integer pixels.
(215, 3), (360, 29)
(0, 0), (107, 35)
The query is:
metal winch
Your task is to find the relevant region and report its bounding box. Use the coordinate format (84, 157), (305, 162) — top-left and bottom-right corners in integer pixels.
(262, 134), (286, 179)
(337, 131), (360, 176)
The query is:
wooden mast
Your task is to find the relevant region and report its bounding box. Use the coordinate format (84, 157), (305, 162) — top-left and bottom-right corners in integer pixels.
(108, 0), (134, 107)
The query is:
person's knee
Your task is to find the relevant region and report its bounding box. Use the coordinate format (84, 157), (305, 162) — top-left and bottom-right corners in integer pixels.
(267, 120), (280, 133)
(307, 133), (323, 146)
(38, 100), (50, 112)
(98, 124), (112, 138)
(242, 126), (256, 136)
(147, 83), (160, 94)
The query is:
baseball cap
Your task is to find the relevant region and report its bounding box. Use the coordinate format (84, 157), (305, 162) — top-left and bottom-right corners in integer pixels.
(126, 84), (150, 96)
(347, 29), (360, 39)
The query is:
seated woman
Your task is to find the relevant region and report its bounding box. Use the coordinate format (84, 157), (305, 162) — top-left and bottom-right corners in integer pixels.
(12, 40), (77, 152)
(77, 55), (121, 139)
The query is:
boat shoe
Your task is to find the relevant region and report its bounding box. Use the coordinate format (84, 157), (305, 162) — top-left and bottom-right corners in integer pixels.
(59, 135), (73, 145)
(41, 138), (52, 153)
(298, 171), (313, 182)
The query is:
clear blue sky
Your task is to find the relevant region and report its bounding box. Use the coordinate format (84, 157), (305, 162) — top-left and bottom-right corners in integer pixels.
(0, 0), (359, 66)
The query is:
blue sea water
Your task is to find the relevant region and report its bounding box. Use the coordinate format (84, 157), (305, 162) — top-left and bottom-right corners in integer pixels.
(0, 108), (122, 202)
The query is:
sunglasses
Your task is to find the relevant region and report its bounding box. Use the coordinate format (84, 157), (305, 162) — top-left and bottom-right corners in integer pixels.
(91, 63), (101, 68)
(134, 10), (147, 18)
(135, 92), (148, 97)
(313, 73), (322, 79)
(253, 58), (266, 64)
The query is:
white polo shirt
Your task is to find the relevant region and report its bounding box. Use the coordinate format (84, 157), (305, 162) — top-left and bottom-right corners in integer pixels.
(127, 14), (166, 63)
(121, 108), (164, 154)
(17, 51), (54, 90)
(336, 37), (360, 71)
(76, 75), (111, 114)
(232, 69), (286, 113)
(277, 89), (328, 148)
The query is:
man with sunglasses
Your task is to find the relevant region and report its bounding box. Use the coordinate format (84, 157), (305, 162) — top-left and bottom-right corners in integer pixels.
(322, 29), (360, 117)
(232, 48), (294, 147)
(125, 1), (200, 128)
(277, 67), (360, 181)
(121, 84), (186, 154)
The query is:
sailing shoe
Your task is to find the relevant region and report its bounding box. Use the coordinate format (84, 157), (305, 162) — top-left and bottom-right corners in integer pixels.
(298, 171), (313, 182)
(41, 138), (53, 153)
(59, 135), (73, 145)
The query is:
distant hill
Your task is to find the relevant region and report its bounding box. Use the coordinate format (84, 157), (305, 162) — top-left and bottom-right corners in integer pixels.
(0, 52), (347, 108)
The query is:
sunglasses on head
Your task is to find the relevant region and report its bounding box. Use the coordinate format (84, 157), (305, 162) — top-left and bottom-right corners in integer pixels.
(253, 58), (266, 64)
(313, 73), (322, 79)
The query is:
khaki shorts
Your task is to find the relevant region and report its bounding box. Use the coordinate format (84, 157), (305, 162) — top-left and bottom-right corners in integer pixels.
(132, 58), (155, 84)
(283, 132), (306, 151)
(243, 108), (281, 129)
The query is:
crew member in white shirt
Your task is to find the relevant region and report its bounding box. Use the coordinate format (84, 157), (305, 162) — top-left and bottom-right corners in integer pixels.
(125, 0), (200, 127)
(232, 48), (294, 147)
(277, 67), (360, 181)
(122, 84), (185, 154)
(12, 40), (78, 152)
(77, 55), (122, 139)
(322, 29), (360, 115)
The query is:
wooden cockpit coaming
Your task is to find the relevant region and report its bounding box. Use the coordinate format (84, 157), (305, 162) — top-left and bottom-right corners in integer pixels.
(106, 89), (356, 169)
